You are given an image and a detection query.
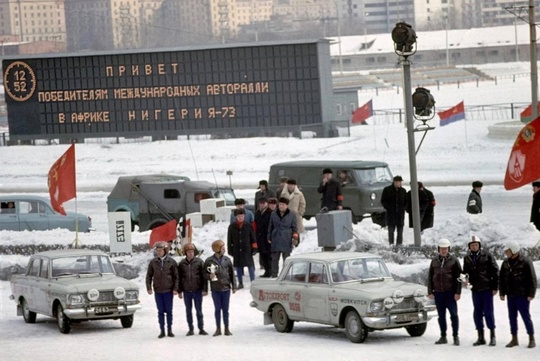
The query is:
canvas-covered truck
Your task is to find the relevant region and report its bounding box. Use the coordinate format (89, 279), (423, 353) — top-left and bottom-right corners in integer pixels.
(268, 161), (392, 226)
(107, 175), (237, 231)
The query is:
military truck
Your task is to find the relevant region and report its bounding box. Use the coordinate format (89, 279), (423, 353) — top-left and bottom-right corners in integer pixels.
(268, 161), (392, 226)
(107, 174), (236, 231)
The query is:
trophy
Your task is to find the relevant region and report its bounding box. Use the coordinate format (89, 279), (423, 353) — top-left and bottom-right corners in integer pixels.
(457, 273), (472, 289)
(207, 264), (219, 281)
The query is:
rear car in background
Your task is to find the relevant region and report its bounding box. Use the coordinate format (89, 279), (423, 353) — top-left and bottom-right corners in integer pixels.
(9, 249), (141, 334)
(250, 252), (436, 343)
(0, 195), (93, 232)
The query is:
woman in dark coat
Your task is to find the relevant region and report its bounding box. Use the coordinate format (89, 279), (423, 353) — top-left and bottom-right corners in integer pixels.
(227, 209), (256, 289)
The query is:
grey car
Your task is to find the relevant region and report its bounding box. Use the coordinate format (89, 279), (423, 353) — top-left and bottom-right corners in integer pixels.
(0, 195), (93, 232)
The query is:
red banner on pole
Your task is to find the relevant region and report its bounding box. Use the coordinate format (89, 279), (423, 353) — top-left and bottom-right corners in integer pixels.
(351, 100), (373, 124)
(504, 116), (540, 190)
(149, 219), (178, 248)
(48, 144), (76, 215)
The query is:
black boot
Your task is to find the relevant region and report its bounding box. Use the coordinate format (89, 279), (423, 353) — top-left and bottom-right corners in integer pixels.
(435, 336), (447, 344)
(224, 327), (232, 336)
(453, 336), (460, 346)
(528, 335), (536, 348)
(213, 327), (222, 337)
(167, 329), (175, 337)
(489, 329), (496, 346)
(506, 334), (518, 348)
(473, 330), (486, 346)
(158, 330), (166, 338)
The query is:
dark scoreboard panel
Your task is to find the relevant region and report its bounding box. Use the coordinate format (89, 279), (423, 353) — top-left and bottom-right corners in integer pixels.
(3, 41), (332, 138)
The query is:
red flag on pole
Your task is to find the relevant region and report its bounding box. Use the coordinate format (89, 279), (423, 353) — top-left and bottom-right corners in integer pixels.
(351, 100), (373, 124)
(48, 144), (76, 215)
(504, 116), (540, 190)
(149, 219), (178, 248)
(438, 101), (465, 126)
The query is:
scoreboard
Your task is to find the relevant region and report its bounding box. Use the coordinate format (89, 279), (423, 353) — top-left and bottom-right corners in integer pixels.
(2, 40), (335, 140)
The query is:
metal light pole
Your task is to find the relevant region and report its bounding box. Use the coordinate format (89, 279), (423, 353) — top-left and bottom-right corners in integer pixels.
(529, 0), (538, 119)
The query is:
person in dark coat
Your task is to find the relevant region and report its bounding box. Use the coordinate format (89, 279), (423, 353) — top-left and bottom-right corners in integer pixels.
(467, 180), (483, 214)
(428, 238), (463, 346)
(463, 236), (499, 346)
(317, 168), (343, 211)
(499, 240), (537, 348)
(422, 184), (436, 231)
(530, 181), (540, 231)
(267, 197), (298, 277)
(254, 197), (272, 277)
(380, 175), (407, 246)
(227, 208), (257, 289)
(178, 243), (208, 336)
(254, 180), (275, 208)
(405, 182), (429, 229)
(146, 241), (179, 338)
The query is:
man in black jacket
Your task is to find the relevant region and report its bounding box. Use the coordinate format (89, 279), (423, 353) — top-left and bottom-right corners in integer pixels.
(381, 175), (407, 246)
(254, 197), (272, 277)
(467, 180), (483, 214)
(317, 168), (343, 211)
(499, 240), (537, 348)
(428, 238), (463, 346)
(463, 235), (499, 346)
(531, 181), (540, 231)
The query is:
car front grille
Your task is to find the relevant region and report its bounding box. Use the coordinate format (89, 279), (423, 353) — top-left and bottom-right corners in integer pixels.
(390, 297), (419, 312)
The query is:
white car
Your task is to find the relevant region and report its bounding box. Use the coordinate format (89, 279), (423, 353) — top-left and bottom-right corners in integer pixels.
(10, 249), (141, 334)
(249, 252), (436, 343)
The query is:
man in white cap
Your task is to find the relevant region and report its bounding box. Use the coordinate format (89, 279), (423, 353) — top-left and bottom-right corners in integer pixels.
(427, 238), (463, 346)
(463, 235), (499, 346)
(499, 240), (537, 348)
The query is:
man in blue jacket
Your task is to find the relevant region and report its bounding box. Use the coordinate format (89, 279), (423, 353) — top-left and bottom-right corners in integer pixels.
(267, 197), (298, 278)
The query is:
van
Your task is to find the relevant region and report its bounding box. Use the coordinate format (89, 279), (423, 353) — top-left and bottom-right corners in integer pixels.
(268, 161), (393, 225)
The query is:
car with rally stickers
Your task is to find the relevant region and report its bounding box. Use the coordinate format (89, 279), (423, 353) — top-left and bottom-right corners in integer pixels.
(249, 252), (436, 343)
(9, 249), (141, 334)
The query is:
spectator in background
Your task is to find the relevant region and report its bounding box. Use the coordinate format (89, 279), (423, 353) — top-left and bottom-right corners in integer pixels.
(254, 197), (272, 277)
(338, 170), (350, 187)
(381, 175), (407, 246)
(267, 197), (297, 277)
(317, 168), (343, 211)
(530, 181), (540, 231)
(227, 209), (257, 289)
(229, 198), (254, 224)
(467, 180), (483, 214)
(421, 182), (436, 231)
(280, 179), (306, 233)
(276, 177), (288, 199)
(254, 180), (275, 208)
(405, 182), (429, 230)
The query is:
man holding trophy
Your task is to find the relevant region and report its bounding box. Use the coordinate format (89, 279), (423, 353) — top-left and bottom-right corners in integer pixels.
(204, 240), (237, 337)
(463, 235), (499, 346)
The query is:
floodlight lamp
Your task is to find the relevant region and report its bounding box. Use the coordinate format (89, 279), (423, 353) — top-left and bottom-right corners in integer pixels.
(391, 22), (417, 54)
(412, 87), (435, 116)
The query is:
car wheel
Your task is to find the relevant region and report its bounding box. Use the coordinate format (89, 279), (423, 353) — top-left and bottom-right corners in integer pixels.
(120, 315), (134, 328)
(344, 310), (368, 343)
(21, 298), (36, 324)
(56, 304), (71, 334)
(272, 304), (294, 333)
(405, 323), (427, 337)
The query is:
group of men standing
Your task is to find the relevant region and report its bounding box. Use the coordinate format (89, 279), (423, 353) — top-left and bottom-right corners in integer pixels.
(427, 236), (537, 348)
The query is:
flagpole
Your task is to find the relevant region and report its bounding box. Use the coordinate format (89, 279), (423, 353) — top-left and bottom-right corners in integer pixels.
(464, 117), (469, 150)
(71, 144), (81, 249)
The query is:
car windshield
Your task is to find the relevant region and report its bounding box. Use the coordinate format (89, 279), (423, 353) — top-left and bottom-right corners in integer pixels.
(329, 257), (391, 283)
(51, 255), (115, 277)
(213, 189), (236, 206)
(352, 167), (392, 185)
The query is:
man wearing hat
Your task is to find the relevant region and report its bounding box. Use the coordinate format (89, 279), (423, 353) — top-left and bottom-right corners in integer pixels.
(530, 181), (540, 231)
(267, 197), (298, 277)
(281, 179), (306, 233)
(255, 180), (275, 208)
(317, 168), (343, 211)
(254, 197), (273, 277)
(463, 235), (499, 346)
(499, 240), (537, 348)
(380, 175), (407, 246)
(229, 198), (254, 224)
(467, 180), (483, 214)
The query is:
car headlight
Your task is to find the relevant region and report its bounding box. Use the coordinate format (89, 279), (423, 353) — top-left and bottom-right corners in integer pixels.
(67, 294), (85, 305)
(369, 300), (384, 313)
(125, 290), (139, 301)
(370, 192), (376, 200)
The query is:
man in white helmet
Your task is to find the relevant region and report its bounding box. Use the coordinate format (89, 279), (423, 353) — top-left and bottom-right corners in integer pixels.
(499, 240), (537, 348)
(427, 238), (463, 346)
(463, 235), (499, 346)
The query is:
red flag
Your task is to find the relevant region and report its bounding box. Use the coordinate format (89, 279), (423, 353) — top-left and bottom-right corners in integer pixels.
(504, 116), (540, 190)
(149, 219), (177, 248)
(519, 102), (540, 123)
(351, 100), (373, 124)
(438, 101), (465, 126)
(48, 144), (76, 215)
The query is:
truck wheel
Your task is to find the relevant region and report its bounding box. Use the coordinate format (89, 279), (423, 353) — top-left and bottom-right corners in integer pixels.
(21, 298), (36, 323)
(344, 310), (368, 343)
(272, 304), (294, 333)
(120, 315), (134, 328)
(56, 304), (71, 334)
(405, 323), (427, 337)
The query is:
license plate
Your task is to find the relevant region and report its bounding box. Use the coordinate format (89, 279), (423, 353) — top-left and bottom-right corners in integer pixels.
(95, 306), (117, 314)
(395, 313), (418, 322)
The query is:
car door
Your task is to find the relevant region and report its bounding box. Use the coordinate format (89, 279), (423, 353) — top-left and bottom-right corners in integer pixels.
(34, 257), (52, 314)
(23, 257), (43, 312)
(302, 261), (330, 322)
(18, 200), (50, 231)
(0, 200), (20, 230)
(280, 261), (308, 320)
